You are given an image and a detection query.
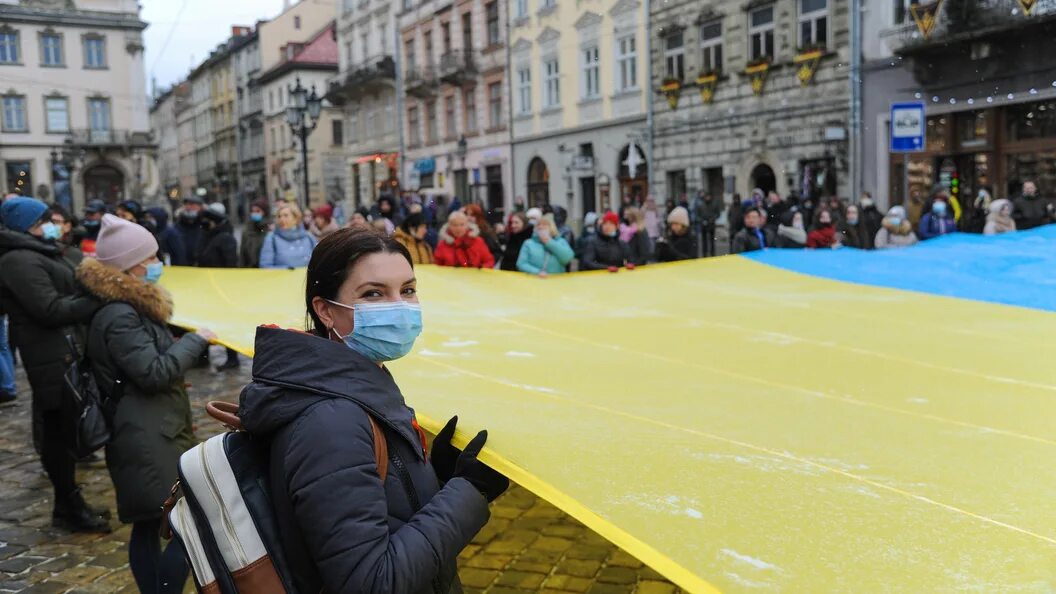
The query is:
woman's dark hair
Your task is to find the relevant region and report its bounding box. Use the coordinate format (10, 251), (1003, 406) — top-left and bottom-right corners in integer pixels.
(305, 227), (414, 337)
(400, 212), (425, 233)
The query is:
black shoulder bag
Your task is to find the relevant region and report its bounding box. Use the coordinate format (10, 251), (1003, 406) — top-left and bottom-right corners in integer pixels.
(63, 335), (125, 458)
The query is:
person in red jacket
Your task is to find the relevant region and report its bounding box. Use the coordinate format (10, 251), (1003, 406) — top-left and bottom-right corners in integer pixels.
(434, 211), (496, 268)
(807, 208), (841, 249)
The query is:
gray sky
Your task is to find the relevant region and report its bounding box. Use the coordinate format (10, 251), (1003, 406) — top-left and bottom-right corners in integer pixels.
(141, 0), (285, 94)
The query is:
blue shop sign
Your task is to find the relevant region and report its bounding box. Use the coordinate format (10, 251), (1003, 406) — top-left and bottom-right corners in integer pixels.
(415, 158), (436, 174)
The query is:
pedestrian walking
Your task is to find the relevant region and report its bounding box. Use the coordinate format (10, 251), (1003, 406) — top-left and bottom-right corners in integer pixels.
(500, 212), (532, 271)
(517, 214), (575, 277)
(260, 203), (318, 269)
(239, 200), (270, 268)
(434, 211), (496, 269)
(983, 199), (1016, 235)
(0, 197), (108, 532)
(874, 205), (918, 249)
(580, 211), (630, 271)
(731, 207), (775, 254)
(394, 212), (434, 265)
(239, 227), (506, 593)
(77, 214), (214, 593)
(775, 211), (807, 249)
(656, 206), (698, 262)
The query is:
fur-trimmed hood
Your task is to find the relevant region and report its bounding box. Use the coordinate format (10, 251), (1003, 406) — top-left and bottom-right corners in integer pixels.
(76, 257), (173, 323)
(438, 220), (480, 245)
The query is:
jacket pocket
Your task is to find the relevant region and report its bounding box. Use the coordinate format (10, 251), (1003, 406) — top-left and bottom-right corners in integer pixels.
(160, 411), (188, 440)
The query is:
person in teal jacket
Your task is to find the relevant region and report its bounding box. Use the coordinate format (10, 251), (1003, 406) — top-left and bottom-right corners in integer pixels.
(516, 214), (575, 277)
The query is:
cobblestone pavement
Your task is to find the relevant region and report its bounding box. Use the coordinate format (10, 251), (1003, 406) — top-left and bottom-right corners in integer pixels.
(0, 348), (680, 593)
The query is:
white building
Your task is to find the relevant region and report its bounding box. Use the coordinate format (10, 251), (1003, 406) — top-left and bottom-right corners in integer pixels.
(0, 0), (155, 213)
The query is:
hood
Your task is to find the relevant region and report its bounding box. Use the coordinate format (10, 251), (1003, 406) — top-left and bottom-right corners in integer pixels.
(0, 228), (59, 258)
(204, 219), (234, 237)
(438, 221), (480, 245)
(239, 326), (423, 458)
(76, 258), (173, 323)
(146, 207), (170, 232)
(989, 198), (1011, 215)
(553, 205), (568, 226)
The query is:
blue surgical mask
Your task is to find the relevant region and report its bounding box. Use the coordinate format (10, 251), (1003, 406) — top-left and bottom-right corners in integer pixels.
(144, 262), (164, 284)
(932, 202), (947, 216)
(889, 217), (902, 226)
(40, 222), (62, 241)
(250, 213), (264, 223)
(328, 300), (423, 362)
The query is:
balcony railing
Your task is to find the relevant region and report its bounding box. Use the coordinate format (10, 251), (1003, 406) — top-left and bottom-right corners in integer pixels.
(891, 0), (1056, 53)
(326, 55), (397, 104)
(405, 65), (439, 98)
(69, 128), (154, 148)
(439, 50), (477, 85)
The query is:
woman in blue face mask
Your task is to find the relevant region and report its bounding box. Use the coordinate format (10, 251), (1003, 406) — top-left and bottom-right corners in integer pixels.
(238, 226), (508, 594)
(918, 194), (958, 240)
(78, 214), (215, 593)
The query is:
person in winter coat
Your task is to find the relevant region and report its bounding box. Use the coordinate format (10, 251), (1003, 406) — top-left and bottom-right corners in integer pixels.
(1012, 180), (1054, 230)
(309, 204), (340, 240)
(859, 194), (884, 243)
(552, 205), (575, 248)
(874, 205), (918, 249)
(656, 206), (698, 262)
(983, 198), (1017, 235)
(905, 188), (926, 229)
(581, 211), (631, 271)
(731, 207), (775, 253)
(642, 197), (663, 242)
(434, 211), (496, 269)
(195, 203), (238, 267)
(918, 195), (957, 240)
(697, 193), (723, 257)
(764, 192), (787, 233)
(77, 215), (215, 594)
(807, 209), (841, 249)
(239, 227), (507, 594)
(115, 199), (143, 224)
(173, 197), (205, 265)
(260, 203), (318, 269)
(144, 207), (186, 266)
(517, 214), (575, 277)
(574, 212), (598, 261)
(79, 199), (106, 257)
(0, 197), (109, 533)
(774, 211), (807, 249)
(369, 194), (404, 227)
(839, 204), (872, 249)
(394, 212), (434, 265)
(239, 200), (270, 268)
(500, 212), (532, 271)
(621, 207), (653, 265)
(463, 203), (504, 263)
(727, 194), (744, 252)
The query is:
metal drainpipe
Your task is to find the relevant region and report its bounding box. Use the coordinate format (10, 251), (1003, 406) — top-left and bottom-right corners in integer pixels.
(849, 0), (862, 202)
(644, 0), (655, 201)
(506, 2), (515, 218)
(395, 18), (407, 199)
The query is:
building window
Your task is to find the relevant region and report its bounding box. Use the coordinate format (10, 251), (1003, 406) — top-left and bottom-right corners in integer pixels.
(348, 109), (359, 138)
(486, 2), (500, 46)
(664, 32), (684, 81)
(380, 24), (388, 54)
(426, 100), (438, 143)
(542, 0), (555, 8)
(543, 58), (560, 107)
(517, 67), (531, 114)
(5, 162), (31, 195)
(45, 97), (69, 132)
(799, 0), (828, 48)
(405, 40), (416, 71)
(361, 32), (369, 62)
(749, 5), (775, 61)
(83, 35), (107, 68)
(346, 41), (353, 65)
(488, 81), (502, 128)
(408, 106), (420, 145)
(384, 104), (394, 132)
(616, 34), (637, 90)
(464, 88), (477, 133)
(294, 16), (301, 29)
(445, 95), (456, 138)
(442, 22), (451, 53)
(88, 98), (110, 131)
(424, 31), (433, 63)
(343, 0), (355, 13)
(515, 0), (527, 18)
(0, 30), (20, 64)
(332, 119), (343, 146)
(581, 46), (599, 99)
(1, 95), (27, 132)
(700, 21), (722, 73)
(41, 33), (63, 66)
(462, 13), (473, 50)
(270, 128), (277, 152)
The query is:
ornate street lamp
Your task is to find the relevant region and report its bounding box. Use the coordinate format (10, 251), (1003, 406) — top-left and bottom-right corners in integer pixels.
(285, 77), (323, 209)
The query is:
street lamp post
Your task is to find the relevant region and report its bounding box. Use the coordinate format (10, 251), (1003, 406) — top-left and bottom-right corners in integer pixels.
(285, 77), (323, 210)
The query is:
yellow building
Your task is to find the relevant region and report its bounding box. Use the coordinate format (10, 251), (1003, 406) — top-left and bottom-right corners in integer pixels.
(509, 0), (647, 221)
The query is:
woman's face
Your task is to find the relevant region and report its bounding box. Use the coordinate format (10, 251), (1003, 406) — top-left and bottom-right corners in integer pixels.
(380, 201), (391, 214)
(350, 212), (368, 227)
(314, 215), (327, 228)
(846, 205), (859, 220)
(448, 216), (468, 238)
(819, 211), (832, 225)
(601, 221), (618, 236)
(414, 224), (428, 240)
(1000, 203), (1011, 217)
(324, 252), (418, 339)
(277, 208), (297, 230)
(792, 213), (804, 228)
(510, 216), (525, 234)
(128, 256), (161, 279)
(117, 208), (136, 222)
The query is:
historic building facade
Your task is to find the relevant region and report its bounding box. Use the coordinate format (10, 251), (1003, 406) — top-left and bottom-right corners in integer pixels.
(0, 0), (155, 211)
(650, 0), (851, 204)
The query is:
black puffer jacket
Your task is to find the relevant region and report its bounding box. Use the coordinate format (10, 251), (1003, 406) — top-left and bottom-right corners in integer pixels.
(0, 230), (98, 409)
(240, 327), (490, 594)
(77, 258), (207, 522)
(196, 219), (238, 268)
(580, 234), (629, 270)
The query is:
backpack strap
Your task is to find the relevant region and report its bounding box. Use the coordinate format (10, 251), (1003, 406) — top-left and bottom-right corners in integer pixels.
(205, 400), (388, 481)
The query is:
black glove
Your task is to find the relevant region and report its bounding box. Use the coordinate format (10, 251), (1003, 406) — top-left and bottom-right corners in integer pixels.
(452, 430), (509, 503)
(430, 415), (459, 484)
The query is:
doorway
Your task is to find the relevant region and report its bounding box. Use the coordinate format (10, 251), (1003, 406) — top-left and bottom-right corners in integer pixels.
(749, 163), (776, 195)
(527, 157), (550, 207)
(83, 164), (124, 204)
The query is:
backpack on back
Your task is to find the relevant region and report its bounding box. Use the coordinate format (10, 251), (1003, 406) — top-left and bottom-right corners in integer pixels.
(163, 400), (388, 593)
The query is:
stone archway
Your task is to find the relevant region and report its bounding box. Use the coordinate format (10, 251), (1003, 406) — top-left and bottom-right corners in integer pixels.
(527, 157), (550, 207)
(749, 163), (777, 195)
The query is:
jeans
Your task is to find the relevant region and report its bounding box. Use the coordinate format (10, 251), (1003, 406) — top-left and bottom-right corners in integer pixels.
(702, 224), (717, 257)
(129, 519), (189, 594)
(0, 316), (15, 396)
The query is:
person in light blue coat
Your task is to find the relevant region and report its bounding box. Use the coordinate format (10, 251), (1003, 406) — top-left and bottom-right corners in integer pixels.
(259, 202), (318, 269)
(517, 214), (575, 277)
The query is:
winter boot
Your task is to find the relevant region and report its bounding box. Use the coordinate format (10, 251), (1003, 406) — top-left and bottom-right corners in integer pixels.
(52, 488), (111, 533)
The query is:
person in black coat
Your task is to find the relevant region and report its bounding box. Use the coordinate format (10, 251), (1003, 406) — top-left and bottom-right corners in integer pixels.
(0, 197), (109, 533)
(656, 206), (698, 262)
(581, 211), (630, 271)
(240, 227), (506, 594)
(145, 207), (187, 266)
(499, 212), (532, 271)
(173, 197), (205, 265)
(195, 204), (240, 371)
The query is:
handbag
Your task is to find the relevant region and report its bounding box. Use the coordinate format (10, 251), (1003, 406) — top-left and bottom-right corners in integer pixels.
(63, 335), (124, 458)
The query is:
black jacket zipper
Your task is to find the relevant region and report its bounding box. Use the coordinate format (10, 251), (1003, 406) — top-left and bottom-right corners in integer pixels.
(389, 450), (445, 594)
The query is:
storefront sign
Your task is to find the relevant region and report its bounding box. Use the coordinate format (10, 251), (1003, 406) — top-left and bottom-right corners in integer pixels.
(910, 0), (944, 39)
(571, 155), (594, 171)
(415, 158), (436, 174)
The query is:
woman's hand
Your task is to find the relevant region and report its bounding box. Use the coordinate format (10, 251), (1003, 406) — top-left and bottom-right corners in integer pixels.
(453, 430), (509, 503)
(195, 328), (218, 343)
(430, 416), (459, 484)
